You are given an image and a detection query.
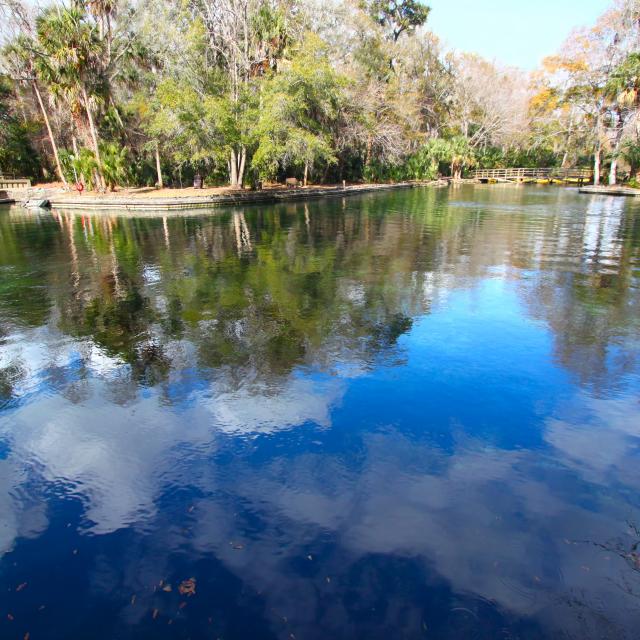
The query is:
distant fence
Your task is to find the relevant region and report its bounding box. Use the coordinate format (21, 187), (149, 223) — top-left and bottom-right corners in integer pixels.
(0, 176), (31, 189)
(471, 168), (593, 183)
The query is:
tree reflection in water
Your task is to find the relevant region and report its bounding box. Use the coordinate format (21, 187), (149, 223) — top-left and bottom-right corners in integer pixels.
(0, 186), (639, 640)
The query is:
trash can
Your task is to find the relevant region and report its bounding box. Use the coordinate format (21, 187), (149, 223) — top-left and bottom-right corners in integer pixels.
(193, 174), (203, 189)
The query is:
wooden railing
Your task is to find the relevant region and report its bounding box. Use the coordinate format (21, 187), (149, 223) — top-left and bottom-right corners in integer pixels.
(0, 176), (31, 189)
(471, 168), (593, 182)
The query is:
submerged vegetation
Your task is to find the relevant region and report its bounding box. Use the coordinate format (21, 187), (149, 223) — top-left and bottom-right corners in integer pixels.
(0, 0), (639, 188)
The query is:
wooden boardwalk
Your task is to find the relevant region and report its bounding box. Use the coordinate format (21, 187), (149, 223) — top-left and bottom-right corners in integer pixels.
(471, 168), (593, 184)
(579, 185), (640, 197)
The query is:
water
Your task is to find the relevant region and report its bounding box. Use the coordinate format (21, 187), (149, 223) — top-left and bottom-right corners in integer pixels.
(0, 185), (639, 640)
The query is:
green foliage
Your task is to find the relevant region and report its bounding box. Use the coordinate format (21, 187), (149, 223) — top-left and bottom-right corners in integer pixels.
(475, 146), (560, 169)
(474, 147), (507, 169)
(622, 140), (640, 179)
(402, 138), (448, 179)
(361, 0), (430, 41)
(606, 52), (640, 102)
(251, 34), (343, 181)
(145, 72), (255, 178)
(363, 137), (476, 182)
(251, 2), (290, 69)
(0, 76), (41, 179)
(60, 148), (99, 189)
(100, 142), (130, 190)
(35, 6), (103, 105)
(1, 0), (636, 188)
(63, 143), (130, 190)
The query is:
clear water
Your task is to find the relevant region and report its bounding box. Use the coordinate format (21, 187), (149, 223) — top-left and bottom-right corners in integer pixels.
(1, 185), (639, 640)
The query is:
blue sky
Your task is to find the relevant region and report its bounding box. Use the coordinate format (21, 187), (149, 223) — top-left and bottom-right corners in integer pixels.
(428, 0), (611, 69)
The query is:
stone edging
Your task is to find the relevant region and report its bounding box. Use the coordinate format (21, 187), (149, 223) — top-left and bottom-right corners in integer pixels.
(48, 181), (443, 212)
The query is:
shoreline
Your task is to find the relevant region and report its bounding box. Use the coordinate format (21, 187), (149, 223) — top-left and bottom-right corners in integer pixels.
(46, 181), (445, 212)
(5, 180), (637, 213)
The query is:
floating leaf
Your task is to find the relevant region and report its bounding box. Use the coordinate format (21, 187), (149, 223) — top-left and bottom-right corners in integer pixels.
(178, 578), (196, 596)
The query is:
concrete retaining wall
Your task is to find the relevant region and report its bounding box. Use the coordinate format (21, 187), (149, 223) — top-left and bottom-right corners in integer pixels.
(49, 182), (443, 212)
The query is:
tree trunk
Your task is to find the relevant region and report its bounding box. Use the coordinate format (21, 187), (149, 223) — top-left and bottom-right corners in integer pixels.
(608, 157), (618, 186)
(593, 110), (602, 186)
(72, 135), (84, 186)
(230, 148), (238, 187)
(155, 142), (163, 188)
(229, 148), (246, 188)
(608, 122), (625, 186)
(81, 84), (105, 190)
(237, 146), (246, 188)
(304, 160), (309, 187)
(94, 168), (104, 191)
(33, 80), (68, 188)
(365, 136), (372, 169)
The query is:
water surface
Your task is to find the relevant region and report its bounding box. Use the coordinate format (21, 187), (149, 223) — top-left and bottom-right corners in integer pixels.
(1, 185), (640, 639)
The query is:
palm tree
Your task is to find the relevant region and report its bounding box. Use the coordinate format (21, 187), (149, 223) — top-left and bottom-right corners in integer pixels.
(2, 36), (69, 187)
(622, 140), (640, 182)
(448, 136), (476, 180)
(35, 6), (106, 189)
(100, 142), (128, 190)
(604, 52), (640, 185)
(86, 0), (117, 60)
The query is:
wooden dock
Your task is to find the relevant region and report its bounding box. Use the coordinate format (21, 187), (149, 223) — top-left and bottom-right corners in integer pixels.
(578, 185), (640, 197)
(471, 168), (593, 184)
(0, 190), (15, 205)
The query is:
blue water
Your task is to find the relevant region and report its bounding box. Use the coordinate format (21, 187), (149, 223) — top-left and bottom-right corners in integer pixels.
(0, 185), (639, 639)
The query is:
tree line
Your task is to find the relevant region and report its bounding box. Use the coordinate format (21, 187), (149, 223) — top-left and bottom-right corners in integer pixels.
(0, 0), (639, 190)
